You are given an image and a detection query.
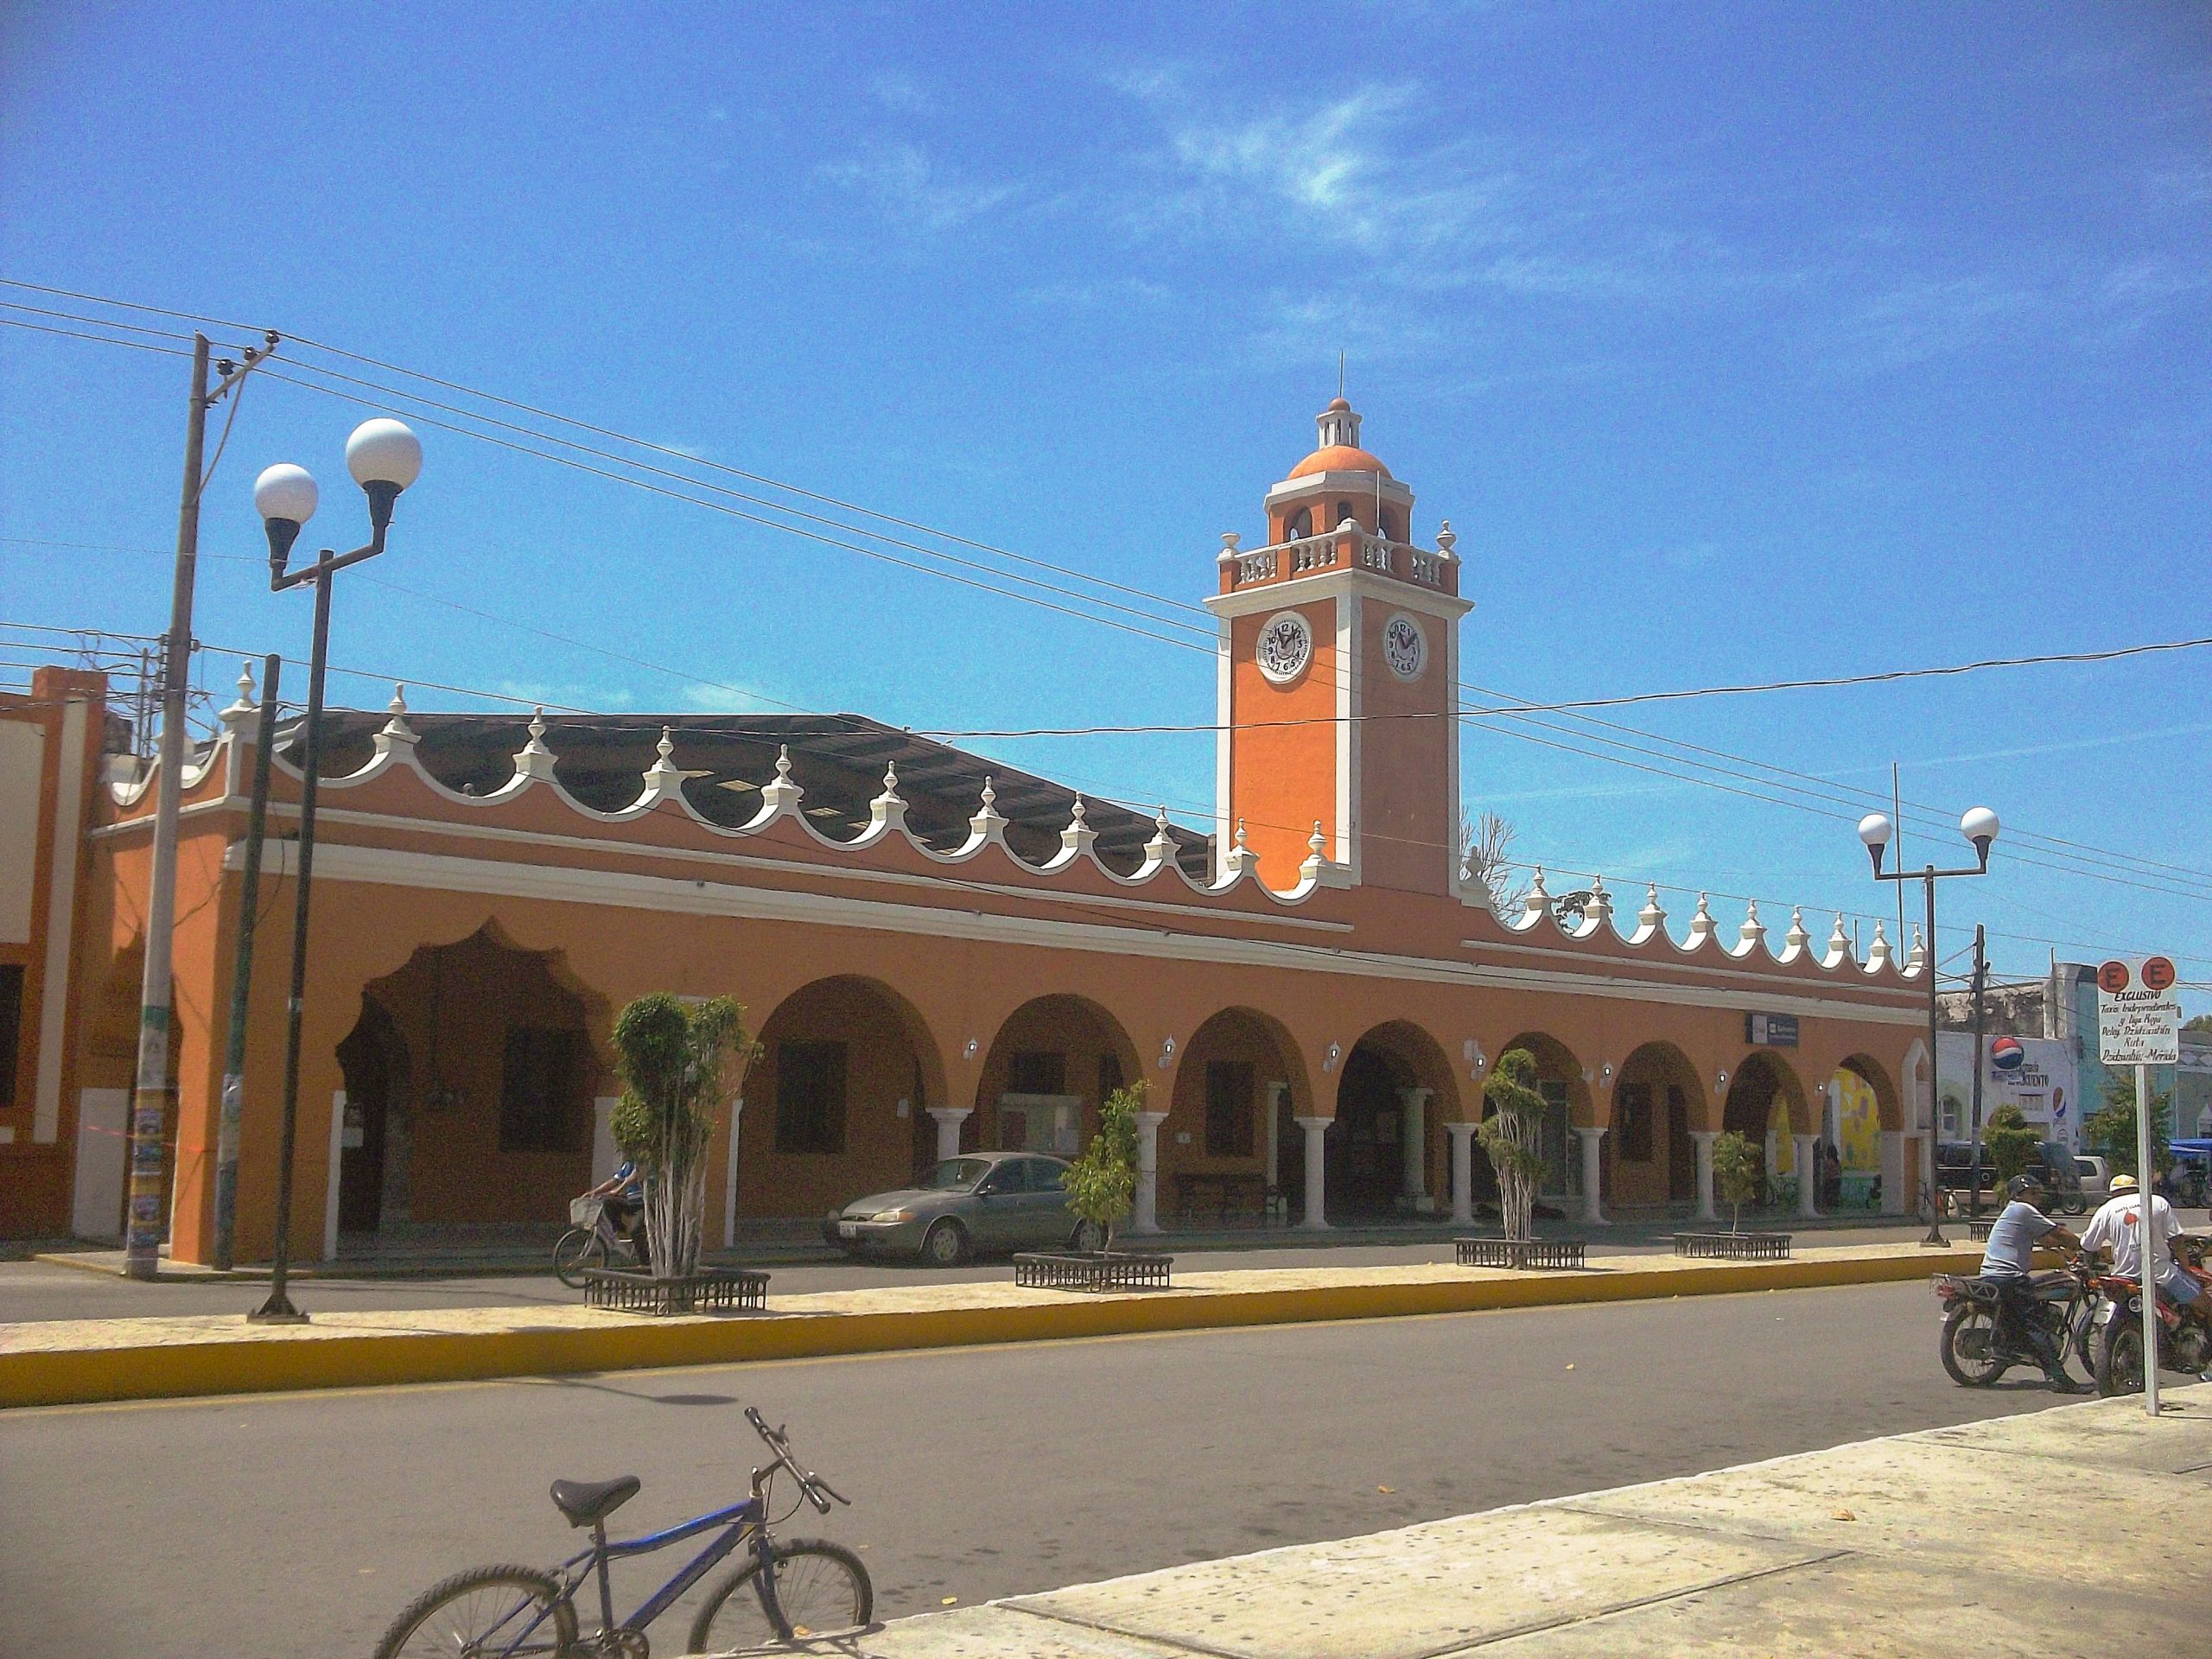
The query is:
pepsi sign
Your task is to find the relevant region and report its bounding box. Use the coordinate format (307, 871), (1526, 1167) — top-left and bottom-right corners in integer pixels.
(1989, 1035), (2025, 1073)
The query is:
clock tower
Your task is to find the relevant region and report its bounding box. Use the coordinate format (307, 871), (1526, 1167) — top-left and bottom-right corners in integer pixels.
(1205, 398), (1471, 893)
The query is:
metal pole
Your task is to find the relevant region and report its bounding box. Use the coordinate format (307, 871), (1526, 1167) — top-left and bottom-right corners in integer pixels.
(1921, 870), (1945, 1245)
(124, 333), (212, 1279)
(1968, 925), (1986, 1222)
(211, 655), (281, 1272)
(254, 564), (334, 1323)
(2137, 1061), (2159, 1415)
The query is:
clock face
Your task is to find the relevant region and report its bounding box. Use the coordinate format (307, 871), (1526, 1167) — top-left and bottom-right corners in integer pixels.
(1383, 613), (1427, 682)
(1255, 611), (1313, 685)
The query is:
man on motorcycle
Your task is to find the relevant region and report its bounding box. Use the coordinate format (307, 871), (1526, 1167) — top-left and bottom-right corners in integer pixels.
(1978, 1173), (2085, 1392)
(2082, 1173), (2200, 1325)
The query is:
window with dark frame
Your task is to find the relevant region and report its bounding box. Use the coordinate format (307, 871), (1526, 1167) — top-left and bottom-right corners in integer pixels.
(1205, 1059), (1255, 1158)
(1007, 1051), (1066, 1096)
(1097, 1052), (1125, 1103)
(0, 963), (23, 1112)
(498, 1026), (586, 1154)
(775, 1039), (848, 1155)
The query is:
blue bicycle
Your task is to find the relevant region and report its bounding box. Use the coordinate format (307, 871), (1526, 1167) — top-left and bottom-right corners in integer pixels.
(371, 1408), (873, 1656)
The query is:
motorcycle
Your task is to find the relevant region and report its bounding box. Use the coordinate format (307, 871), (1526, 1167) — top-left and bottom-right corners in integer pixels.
(1931, 1258), (2095, 1388)
(2088, 1237), (2212, 1395)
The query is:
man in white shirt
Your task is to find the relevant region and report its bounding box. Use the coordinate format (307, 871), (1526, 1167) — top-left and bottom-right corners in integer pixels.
(2081, 1173), (2198, 1313)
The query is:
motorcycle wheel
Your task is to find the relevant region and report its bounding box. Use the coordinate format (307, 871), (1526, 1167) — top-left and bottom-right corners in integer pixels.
(1940, 1303), (2009, 1387)
(2094, 1317), (2147, 1397)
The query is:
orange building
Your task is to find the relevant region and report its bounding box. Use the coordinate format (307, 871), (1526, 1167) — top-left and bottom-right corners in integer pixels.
(5, 403), (1937, 1262)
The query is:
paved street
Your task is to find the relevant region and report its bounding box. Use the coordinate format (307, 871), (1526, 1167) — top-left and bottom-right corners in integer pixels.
(0, 1278), (2080, 1659)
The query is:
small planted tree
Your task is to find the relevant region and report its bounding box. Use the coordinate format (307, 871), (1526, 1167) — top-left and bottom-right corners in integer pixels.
(1476, 1048), (1548, 1244)
(2085, 1077), (2173, 1179)
(1982, 1103), (2040, 1192)
(1064, 1080), (1142, 1254)
(1711, 1130), (1763, 1235)
(608, 994), (755, 1281)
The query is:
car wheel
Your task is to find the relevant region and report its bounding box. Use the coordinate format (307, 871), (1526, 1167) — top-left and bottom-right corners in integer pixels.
(1070, 1220), (1108, 1254)
(921, 1219), (969, 1268)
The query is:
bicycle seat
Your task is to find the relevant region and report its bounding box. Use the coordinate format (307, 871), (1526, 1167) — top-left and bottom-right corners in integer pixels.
(550, 1475), (641, 1529)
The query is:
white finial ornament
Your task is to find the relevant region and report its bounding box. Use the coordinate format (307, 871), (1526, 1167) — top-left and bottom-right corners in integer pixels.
(1785, 906), (1811, 954)
(1639, 883), (1667, 931)
(1904, 925), (1927, 975)
(374, 682), (419, 754)
(1235, 817), (1249, 849)
(1827, 912), (1853, 963)
(513, 706), (556, 779)
(1583, 875), (1611, 929)
(1738, 899), (1764, 948)
(1522, 867), (1551, 925)
(1309, 821), (1327, 860)
(760, 741), (804, 812)
(219, 660), (258, 734)
(640, 724), (683, 798)
(1686, 892), (1716, 946)
(1059, 793), (1096, 858)
(1435, 520), (1458, 558)
(1866, 920), (1894, 970)
(658, 727), (677, 766)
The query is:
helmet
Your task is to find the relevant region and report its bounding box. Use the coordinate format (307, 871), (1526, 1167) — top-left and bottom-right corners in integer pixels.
(2006, 1173), (2044, 1201)
(2108, 1173), (2139, 1194)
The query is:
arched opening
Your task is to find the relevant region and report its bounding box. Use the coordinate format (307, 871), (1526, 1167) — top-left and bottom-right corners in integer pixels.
(1334, 498), (1354, 530)
(1496, 1031), (1589, 1205)
(1283, 507), (1313, 541)
(975, 995), (1141, 1161)
(1832, 1053), (1899, 1210)
(749, 976), (948, 1221)
(1168, 1007), (1308, 1225)
(1329, 1020), (1457, 1220)
(1378, 506), (1401, 542)
(1611, 1041), (1703, 1209)
(1722, 1051), (1808, 1196)
(345, 925), (608, 1236)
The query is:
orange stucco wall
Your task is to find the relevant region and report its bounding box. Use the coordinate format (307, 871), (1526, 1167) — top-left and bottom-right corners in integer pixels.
(1228, 599), (1339, 887)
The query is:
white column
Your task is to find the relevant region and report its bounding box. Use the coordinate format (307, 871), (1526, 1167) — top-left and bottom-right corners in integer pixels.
(1296, 1115), (1330, 1230)
(1447, 1122), (1477, 1225)
(928, 1106), (970, 1162)
(1793, 1133), (1820, 1219)
(1764, 1128), (1780, 1180)
(1132, 1109), (1168, 1235)
(321, 1088), (347, 1262)
(721, 1096), (745, 1249)
(592, 1096), (622, 1183)
(1399, 1087), (1429, 1204)
(1879, 1130), (1906, 1216)
(1689, 1130), (1719, 1223)
(1574, 1126), (1607, 1226)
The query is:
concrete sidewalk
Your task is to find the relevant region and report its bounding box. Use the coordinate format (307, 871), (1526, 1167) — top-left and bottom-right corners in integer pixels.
(855, 1386), (2211, 1657)
(2, 1240), (1990, 1408)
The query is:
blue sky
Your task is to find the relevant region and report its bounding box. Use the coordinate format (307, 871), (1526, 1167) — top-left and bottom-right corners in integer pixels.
(2, 2), (2207, 1002)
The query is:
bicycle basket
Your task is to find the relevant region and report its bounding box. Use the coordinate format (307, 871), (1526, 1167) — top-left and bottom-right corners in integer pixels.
(569, 1195), (605, 1228)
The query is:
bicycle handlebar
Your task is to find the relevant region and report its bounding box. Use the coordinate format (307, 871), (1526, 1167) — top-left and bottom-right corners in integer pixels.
(744, 1406), (848, 1511)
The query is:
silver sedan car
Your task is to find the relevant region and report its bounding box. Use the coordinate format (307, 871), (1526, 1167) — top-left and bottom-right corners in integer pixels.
(823, 1153), (1103, 1266)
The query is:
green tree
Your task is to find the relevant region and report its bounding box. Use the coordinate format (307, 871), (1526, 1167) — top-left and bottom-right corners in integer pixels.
(1711, 1131), (1764, 1235)
(2183, 1013), (2212, 1035)
(1476, 1048), (1549, 1243)
(1064, 1079), (1142, 1253)
(2083, 1074), (2173, 1179)
(1981, 1103), (2040, 1191)
(608, 994), (755, 1281)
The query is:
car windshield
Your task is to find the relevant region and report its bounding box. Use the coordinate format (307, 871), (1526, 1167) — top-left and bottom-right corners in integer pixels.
(921, 1157), (994, 1192)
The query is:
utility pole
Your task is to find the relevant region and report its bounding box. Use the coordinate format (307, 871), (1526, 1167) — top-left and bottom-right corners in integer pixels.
(1967, 925), (1987, 1222)
(124, 331), (276, 1279)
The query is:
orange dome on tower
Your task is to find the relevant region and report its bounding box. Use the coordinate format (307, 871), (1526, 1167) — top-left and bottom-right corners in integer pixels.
(1289, 396), (1391, 478)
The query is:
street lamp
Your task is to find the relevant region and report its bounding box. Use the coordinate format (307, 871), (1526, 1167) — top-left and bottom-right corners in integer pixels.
(247, 418), (423, 1322)
(1858, 805), (2000, 1247)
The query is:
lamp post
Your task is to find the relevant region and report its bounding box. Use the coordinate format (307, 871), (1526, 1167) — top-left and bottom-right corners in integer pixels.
(1857, 804), (2000, 1249)
(247, 419), (423, 1322)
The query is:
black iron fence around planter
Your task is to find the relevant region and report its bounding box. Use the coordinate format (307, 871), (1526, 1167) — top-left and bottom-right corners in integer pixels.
(1454, 1237), (1588, 1270)
(1014, 1251), (1174, 1291)
(583, 1267), (770, 1315)
(1968, 1218), (1994, 1243)
(1672, 1232), (1792, 1261)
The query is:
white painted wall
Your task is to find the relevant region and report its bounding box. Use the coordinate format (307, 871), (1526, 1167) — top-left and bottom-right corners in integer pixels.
(71, 1087), (128, 1240)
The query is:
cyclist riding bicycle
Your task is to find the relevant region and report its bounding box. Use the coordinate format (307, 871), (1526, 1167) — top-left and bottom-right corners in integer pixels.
(584, 1158), (650, 1269)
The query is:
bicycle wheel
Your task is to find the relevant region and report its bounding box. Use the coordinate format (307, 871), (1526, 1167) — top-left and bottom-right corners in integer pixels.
(553, 1227), (603, 1289)
(372, 1564), (576, 1659)
(688, 1539), (874, 1651)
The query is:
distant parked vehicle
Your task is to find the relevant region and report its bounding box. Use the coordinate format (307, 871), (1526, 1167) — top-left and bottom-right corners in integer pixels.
(1934, 1141), (2086, 1215)
(2074, 1155), (2113, 1205)
(823, 1152), (1103, 1266)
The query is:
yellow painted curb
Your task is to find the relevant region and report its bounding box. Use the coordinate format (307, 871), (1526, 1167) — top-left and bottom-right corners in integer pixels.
(1, 1248), (1990, 1410)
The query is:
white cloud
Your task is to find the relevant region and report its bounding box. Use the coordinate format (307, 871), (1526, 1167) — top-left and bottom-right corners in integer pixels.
(867, 71), (939, 116)
(817, 143), (1020, 233)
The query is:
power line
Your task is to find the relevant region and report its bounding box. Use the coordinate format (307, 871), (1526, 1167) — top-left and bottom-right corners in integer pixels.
(10, 280), (2209, 912)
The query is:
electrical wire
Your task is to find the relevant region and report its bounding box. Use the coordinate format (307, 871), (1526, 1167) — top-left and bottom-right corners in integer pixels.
(10, 282), (2209, 917)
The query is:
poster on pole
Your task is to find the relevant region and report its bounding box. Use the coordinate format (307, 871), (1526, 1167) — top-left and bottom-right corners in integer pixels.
(2094, 956), (2183, 1066)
